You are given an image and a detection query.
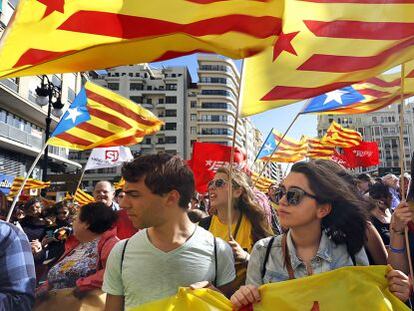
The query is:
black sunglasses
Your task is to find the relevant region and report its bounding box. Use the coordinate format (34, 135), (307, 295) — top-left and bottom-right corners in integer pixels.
(208, 178), (238, 190)
(275, 187), (318, 206)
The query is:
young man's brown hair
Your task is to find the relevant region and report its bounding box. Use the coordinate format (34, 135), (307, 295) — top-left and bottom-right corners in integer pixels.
(122, 153), (194, 208)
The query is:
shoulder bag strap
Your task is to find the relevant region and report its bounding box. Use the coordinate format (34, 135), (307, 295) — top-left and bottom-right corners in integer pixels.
(233, 213), (243, 240)
(281, 233), (295, 280)
(120, 239), (130, 274)
(261, 236), (275, 279)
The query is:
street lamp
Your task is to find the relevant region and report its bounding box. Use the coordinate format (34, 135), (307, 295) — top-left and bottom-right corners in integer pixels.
(35, 75), (65, 182)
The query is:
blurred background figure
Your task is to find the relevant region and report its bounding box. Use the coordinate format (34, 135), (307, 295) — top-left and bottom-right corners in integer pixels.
(93, 181), (119, 211)
(356, 173), (374, 195)
(382, 174), (400, 210)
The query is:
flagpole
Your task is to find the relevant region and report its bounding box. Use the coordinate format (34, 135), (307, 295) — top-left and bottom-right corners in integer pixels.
(398, 64), (414, 283)
(253, 112), (301, 188)
(253, 128), (274, 163)
(227, 59), (245, 239)
(6, 142), (49, 222)
(75, 164), (87, 194)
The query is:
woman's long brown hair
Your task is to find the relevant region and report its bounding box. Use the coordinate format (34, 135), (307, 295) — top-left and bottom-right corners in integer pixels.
(217, 167), (273, 243)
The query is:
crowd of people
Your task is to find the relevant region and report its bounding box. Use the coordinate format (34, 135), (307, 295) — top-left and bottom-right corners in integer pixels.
(0, 153), (413, 310)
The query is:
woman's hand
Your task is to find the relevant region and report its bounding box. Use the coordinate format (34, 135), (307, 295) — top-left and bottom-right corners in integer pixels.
(230, 285), (261, 309)
(228, 238), (249, 263)
(390, 201), (413, 232)
(387, 269), (411, 302)
(31, 239), (42, 254)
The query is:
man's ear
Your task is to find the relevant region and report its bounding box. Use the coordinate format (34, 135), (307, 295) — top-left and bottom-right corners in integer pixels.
(165, 189), (181, 207)
(317, 203), (332, 219)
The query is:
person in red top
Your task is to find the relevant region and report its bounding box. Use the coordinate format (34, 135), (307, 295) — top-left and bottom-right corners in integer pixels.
(36, 202), (119, 299)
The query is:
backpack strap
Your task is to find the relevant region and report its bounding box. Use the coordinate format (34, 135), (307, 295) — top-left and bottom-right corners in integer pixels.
(261, 236), (275, 279)
(213, 237), (218, 287)
(350, 253), (357, 266)
(120, 239), (130, 274)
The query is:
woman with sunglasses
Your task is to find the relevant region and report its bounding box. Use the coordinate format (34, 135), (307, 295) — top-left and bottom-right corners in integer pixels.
(199, 166), (273, 289)
(231, 161), (410, 308)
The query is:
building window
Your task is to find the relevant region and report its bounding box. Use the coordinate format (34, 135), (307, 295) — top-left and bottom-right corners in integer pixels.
(190, 127), (197, 134)
(165, 123), (177, 130)
(190, 114), (197, 121)
(159, 98), (164, 104)
(107, 83), (119, 90)
(166, 96), (177, 104)
(165, 136), (177, 144)
(201, 128), (233, 136)
(165, 109), (177, 117)
(191, 101), (197, 108)
(166, 84), (177, 91)
(130, 96), (143, 103)
(145, 138), (151, 144)
(0, 109), (6, 123)
(130, 83), (144, 90)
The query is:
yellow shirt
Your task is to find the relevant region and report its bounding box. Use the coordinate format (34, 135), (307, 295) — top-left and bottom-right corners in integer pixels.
(209, 215), (253, 252)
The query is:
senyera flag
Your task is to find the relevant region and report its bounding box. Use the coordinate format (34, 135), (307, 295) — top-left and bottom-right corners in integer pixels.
(188, 142), (247, 193)
(48, 81), (163, 150)
(342, 142), (380, 169)
(241, 0), (414, 117)
(0, 0), (282, 78)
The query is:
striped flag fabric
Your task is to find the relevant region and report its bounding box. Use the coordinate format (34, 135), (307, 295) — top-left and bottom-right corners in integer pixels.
(261, 133), (308, 163)
(114, 178), (125, 190)
(71, 188), (95, 205)
(0, 0), (282, 78)
(306, 137), (335, 160)
(8, 177), (51, 198)
(321, 121), (363, 148)
(48, 82), (163, 150)
(251, 173), (276, 193)
(241, 0), (414, 117)
(405, 60), (414, 93)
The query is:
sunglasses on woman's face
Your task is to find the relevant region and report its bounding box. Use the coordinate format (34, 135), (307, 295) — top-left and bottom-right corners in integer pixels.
(207, 178), (228, 190)
(275, 187), (318, 206)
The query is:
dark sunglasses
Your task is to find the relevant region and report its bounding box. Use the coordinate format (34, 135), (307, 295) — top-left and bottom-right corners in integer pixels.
(275, 187), (318, 206)
(208, 178), (238, 190)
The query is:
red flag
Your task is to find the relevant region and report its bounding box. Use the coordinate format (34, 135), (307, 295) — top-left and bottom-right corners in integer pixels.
(331, 150), (356, 169)
(189, 142), (247, 193)
(343, 142), (379, 168)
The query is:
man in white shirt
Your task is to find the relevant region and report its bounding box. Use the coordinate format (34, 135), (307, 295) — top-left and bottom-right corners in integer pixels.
(103, 154), (235, 310)
(93, 181), (120, 211)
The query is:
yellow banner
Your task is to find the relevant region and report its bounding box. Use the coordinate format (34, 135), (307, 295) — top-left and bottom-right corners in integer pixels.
(131, 266), (408, 311)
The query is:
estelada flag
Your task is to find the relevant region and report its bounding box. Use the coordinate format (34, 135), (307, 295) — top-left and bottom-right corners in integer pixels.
(130, 266), (408, 311)
(342, 141), (380, 169)
(48, 81), (163, 150)
(241, 0), (414, 117)
(188, 142), (247, 193)
(321, 121), (362, 148)
(0, 0), (282, 78)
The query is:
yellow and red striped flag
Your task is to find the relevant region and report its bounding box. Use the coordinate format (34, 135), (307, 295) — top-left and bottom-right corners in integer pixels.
(251, 173), (276, 193)
(72, 188), (95, 205)
(321, 121), (362, 148)
(8, 177), (51, 198)
(306, 137), (335, 160)
(114, 178), (125, 191)
(0, 0), (282, 78)
(261, 133), (308, 163)
(405, 61), (414, 93)
(241, 0), (414, 117)
(48, 81), (163, 150)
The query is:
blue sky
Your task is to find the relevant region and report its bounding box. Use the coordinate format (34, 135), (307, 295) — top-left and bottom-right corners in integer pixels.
(151, 54), (317, 141)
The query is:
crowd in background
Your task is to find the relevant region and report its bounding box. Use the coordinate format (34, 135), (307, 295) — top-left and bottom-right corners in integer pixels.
(0, 154), (413, 310)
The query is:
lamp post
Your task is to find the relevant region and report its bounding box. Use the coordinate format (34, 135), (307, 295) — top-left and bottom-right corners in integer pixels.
(35, 75), (64, 183)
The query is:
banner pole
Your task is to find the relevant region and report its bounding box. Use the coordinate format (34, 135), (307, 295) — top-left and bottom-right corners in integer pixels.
(398, 64), (414, 283)
(253, 112), (301, 188)
(6, 142), (49, 222)
(227, 60), (245, 239)
(74, 164), (87, 194)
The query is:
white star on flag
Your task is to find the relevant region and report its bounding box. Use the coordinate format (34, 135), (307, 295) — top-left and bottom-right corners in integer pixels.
(65, 107), (83, 123)
(263, 143), (274, 154)
(323, 89), (347, 105)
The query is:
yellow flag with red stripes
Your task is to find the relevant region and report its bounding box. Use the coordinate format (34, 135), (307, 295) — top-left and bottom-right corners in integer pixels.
(321, 121), (362, 148)
(241, 0), (414, 117)
(405, 61), (414, 93)
(0, 0), (282, 78)
(251, 173), (277, 193)
(261, 132), (308, 163)
(7, 177), (51, 198)
(72, 188), (95, 205)
(306, 137), (335, 160)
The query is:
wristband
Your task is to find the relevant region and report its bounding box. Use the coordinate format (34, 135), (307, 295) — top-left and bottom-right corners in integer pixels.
(389, 245), (406, 254)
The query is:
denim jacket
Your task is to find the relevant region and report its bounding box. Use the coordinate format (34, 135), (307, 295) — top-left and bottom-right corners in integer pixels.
(246, 230), (369, 286)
